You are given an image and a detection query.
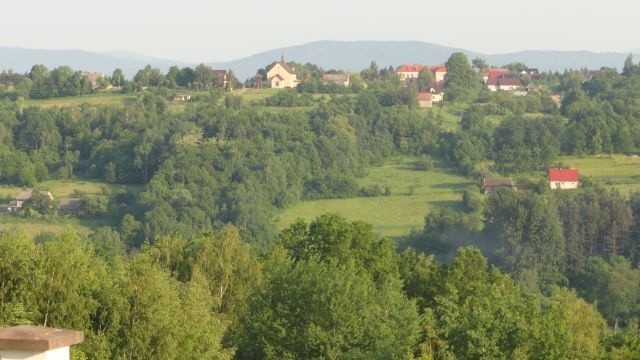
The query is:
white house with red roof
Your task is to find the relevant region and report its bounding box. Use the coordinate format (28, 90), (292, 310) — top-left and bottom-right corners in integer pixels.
(486, 74), (523, 92)
(548, 168), (579, 190)
(397, 64), (448, 83)
(397, 64), (423, 81)
(427, 64), (447, 82)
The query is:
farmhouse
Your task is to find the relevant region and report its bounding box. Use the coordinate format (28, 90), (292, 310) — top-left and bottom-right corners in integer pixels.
(322, 73), (350, 87)
(82, 72), (106, 90)
(548, 168), (579, 190)
(7, 190), (54, 213)
(57, 198), (82, 215)
(417, 92), (433, 108)
(483, 178), (516, 193)
(213, 70), (229, 89)
(266, 55), (300, 89)
(486, 73), (523, 92)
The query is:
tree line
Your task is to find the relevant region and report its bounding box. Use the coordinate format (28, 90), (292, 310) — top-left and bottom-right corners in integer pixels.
(3, 215), (636, 359)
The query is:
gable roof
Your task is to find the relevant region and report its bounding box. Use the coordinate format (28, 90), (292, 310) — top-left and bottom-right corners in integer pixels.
(278, 61), (296, 74)
(486, 73), (522, 87)
(16, 190), (54, 201)
(397, 64), (423, 73)
(548, 168), (579, 182)
(497, 75), (523, 87)
(57, 198), (82, 211)
(483, 178), (514, 187)
(322, 73), (349, 84)
(16, 190), (33, 201)
(417, 92), (433, 101)
(428, 64), (447, 73)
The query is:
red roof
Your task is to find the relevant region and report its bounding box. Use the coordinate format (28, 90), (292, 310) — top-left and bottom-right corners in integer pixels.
(428, 64), (447, 73)
(486, 68), (510, 77)
(397, 64), (423, 73)
(548, 168), (579, 182)
(486, 73), (522, 87)
(417, 92), (432, 101)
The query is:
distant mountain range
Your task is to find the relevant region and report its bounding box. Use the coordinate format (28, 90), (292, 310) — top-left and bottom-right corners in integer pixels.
(0, 47), (188, 79)
(1, 41), (638, 81)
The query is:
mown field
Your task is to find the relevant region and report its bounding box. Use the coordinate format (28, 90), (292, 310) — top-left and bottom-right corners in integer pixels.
(558, 154), (640, 195)
(276, 157), (473, 238)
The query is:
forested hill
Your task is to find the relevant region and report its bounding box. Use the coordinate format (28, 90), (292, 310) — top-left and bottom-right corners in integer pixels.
(1, 41), (636, 80)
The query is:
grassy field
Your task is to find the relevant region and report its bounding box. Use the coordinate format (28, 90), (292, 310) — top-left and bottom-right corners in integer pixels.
(234, 88), (280, 102)
(0, 180), (143, 237)
(22, 93), (138, 108)
(0, 180), (143, 202)
(0, 216), (101, 237)
(275, 157), (473, 238)
(558, 154), (640, 195)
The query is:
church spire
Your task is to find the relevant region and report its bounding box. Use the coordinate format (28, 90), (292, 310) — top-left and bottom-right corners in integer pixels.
(280, 51), (285, 64)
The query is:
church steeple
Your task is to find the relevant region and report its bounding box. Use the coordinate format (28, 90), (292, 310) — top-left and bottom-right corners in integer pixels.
(280, 51), (285, 64)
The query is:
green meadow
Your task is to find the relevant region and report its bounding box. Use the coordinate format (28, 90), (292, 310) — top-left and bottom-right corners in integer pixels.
(22, 93), (137, 108)
(0, 180), (143, 237)
(276, 157), (473, 238)
(557, 154), (640, 195)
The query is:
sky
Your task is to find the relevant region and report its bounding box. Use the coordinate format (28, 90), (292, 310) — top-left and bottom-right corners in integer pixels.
(2, 0), (639, 62)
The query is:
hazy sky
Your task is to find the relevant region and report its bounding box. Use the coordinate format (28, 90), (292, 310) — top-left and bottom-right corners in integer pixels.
(2, 0), (638, 62)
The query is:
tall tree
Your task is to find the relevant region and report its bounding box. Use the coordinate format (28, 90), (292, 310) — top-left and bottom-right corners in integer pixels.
(444, 52), (481, 102)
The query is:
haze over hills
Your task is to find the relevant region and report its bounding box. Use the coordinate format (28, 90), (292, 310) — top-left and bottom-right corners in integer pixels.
(0, 41), (637, 80)
(211, 41), (636, 80)
(0, 47), (188, 78)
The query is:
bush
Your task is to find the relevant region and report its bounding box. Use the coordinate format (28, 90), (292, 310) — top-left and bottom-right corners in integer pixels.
(414, 154), (434, 171)
(359, 184), (383, 197)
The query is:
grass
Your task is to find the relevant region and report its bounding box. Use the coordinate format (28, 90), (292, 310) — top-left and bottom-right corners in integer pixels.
(22, 93), (137, 108)
(557, 154), (640, 195)
(275, 156), (473, 238)
(0, 179), (143, 202)
(0, 179), (144, 237)
(235, 88), (280, 102)
(0, 215), (99, 237)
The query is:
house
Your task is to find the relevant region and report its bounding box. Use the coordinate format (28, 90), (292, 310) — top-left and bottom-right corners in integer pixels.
(397, 64), (423, 81)
(7, 190), (54, 213)
(417, 92), (433, 108)
(266, 55), (300, 89)
(486, 74), (523, 92)
(82, 72), (105, 90)
(549, 168), (579, 190)
(173, 94), (192, 101)
(213, 70), (229, 89)
(322, 73), (350, 87)
(428, 64), (448, 83)
(483, 178), (516, 193)
(483, 68), (510, 84)
(521, 68), (540, 77)
(397, 64), (448, 85)
(57, 198), (82, 215)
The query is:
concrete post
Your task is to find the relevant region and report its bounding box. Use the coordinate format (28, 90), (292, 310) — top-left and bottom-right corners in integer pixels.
(0, 326), (83, 360)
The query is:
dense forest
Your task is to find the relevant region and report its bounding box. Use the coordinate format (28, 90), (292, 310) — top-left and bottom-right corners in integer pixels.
(1, 53), (640, 358)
